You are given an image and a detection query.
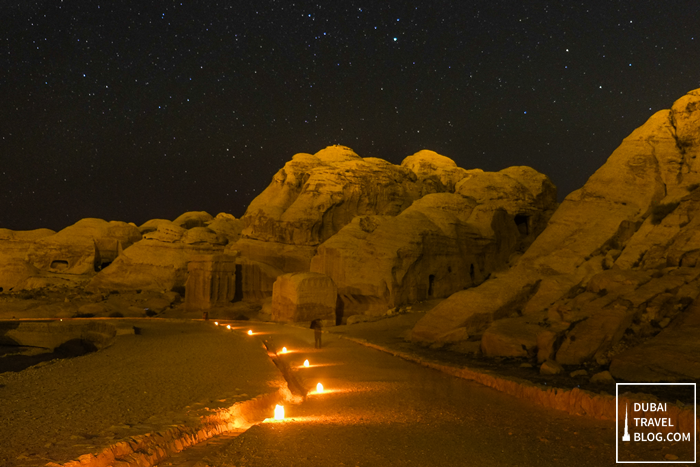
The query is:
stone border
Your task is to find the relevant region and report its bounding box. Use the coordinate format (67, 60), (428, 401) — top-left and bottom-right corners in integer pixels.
(47, 388), (291, 467)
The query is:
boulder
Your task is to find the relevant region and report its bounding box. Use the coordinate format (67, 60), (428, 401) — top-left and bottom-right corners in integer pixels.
(555, 301), (635, 365)
(590, 371), (615, 384)
(540, 360), (564, 375)
(480, 317), (540, 358)
(609, 300), (700, 382)
(271, 272), (337, 324)
(411, 272), (537, 341)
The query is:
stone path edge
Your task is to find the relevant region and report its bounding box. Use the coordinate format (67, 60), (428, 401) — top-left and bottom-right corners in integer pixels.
(332, 333), (698, 440)
(46, 388), (292, 467)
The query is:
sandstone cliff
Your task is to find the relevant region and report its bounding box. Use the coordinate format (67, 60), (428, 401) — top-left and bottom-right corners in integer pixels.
(411, 88), (700, 382)
(233, 147), (556, 319)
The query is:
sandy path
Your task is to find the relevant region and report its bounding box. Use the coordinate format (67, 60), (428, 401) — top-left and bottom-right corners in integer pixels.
(0, 319), (284, 467)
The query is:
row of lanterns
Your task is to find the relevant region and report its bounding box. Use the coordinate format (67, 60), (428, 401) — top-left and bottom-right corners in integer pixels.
(213, 321), (324, 421)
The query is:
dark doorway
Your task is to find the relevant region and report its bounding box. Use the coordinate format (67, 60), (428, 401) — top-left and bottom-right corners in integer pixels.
(233, 264), (243, 302)
(470, 264), (475, 284)
(428, 274), (435, 297)
(335, 295), (345, 325)
(514, 214), (529, 235)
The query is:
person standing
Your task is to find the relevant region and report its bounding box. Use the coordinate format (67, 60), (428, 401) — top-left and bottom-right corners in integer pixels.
(311, 319), (323, 348)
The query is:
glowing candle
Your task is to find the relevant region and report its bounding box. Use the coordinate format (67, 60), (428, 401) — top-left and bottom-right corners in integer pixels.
(214, 321), (219, 326)
(303, 359), (309, 368)
(248, 330), (253, 335)
(226, 324), (231, 330)
(274, 404), (284, 420)
(281, 347), (288, 354)
(316, 382), (324, 393)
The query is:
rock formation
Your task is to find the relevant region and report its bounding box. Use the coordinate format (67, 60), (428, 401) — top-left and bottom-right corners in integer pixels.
(271, 272), (337, 324)
(234, 147), (556, 314)
(0, 228), (55, 291)
(185, 254), (237, 311)
(411, 88), (700, 382)
(26, 218), (142, 275)
(86, 216), (227, 293)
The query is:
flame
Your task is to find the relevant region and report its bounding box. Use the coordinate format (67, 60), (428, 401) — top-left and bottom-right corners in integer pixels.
(248, 330), (253, 335)
(316, 382), (324, 393)
(281, 347), (288, 354)
(226, 324), (231, 330)
(274, 404), (284, 420)
(214, 321), (219, 326)
(303, 359), (310, 368)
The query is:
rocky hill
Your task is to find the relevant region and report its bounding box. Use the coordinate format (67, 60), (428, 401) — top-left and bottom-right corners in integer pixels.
(411, 88), (700, 382)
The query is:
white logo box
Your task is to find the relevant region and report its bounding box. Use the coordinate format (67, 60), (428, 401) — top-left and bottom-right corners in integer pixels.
(616, 382), (696, 464)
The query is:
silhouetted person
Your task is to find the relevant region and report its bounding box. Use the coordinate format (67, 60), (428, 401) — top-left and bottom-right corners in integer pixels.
(310, 319), (322, 348)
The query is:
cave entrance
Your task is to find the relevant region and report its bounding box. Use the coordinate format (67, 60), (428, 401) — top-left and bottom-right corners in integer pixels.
(514, 214), (529, 235)
(428, 274), (435, 297)
(50, 260), (69, 271)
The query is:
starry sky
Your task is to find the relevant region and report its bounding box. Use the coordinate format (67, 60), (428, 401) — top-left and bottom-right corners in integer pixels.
(2, 1), (699, 232)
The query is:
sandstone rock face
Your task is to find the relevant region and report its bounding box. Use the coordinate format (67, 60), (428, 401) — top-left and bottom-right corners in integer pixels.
(609, 300), (700, 382)
(411, 89), (700, 380)
(173, 211), (214, 229)
(0, 228), (55, 291)
(311, 170), (556, 318)
(205, 213), (243, 243)
(233, 257), (283, 301)
(25, 219), (142, 275)
(0, 258), (41, 292)
(185, 254), (237, 310)
(271, 272), (337, 324)
(86, 234), (225, 293)
(400, 150), (468, 193)
(233, 146), (555, 310)
(480, 317), (540, 358)
(241, 146), (422, 246)
(228, 238), (317, 274)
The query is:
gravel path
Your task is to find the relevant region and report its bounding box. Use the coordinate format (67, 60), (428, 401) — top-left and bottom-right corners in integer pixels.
(0, 319), (284, 467)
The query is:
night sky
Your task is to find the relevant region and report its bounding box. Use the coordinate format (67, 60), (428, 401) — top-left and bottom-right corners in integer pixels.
(2, 1), (699, 232)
